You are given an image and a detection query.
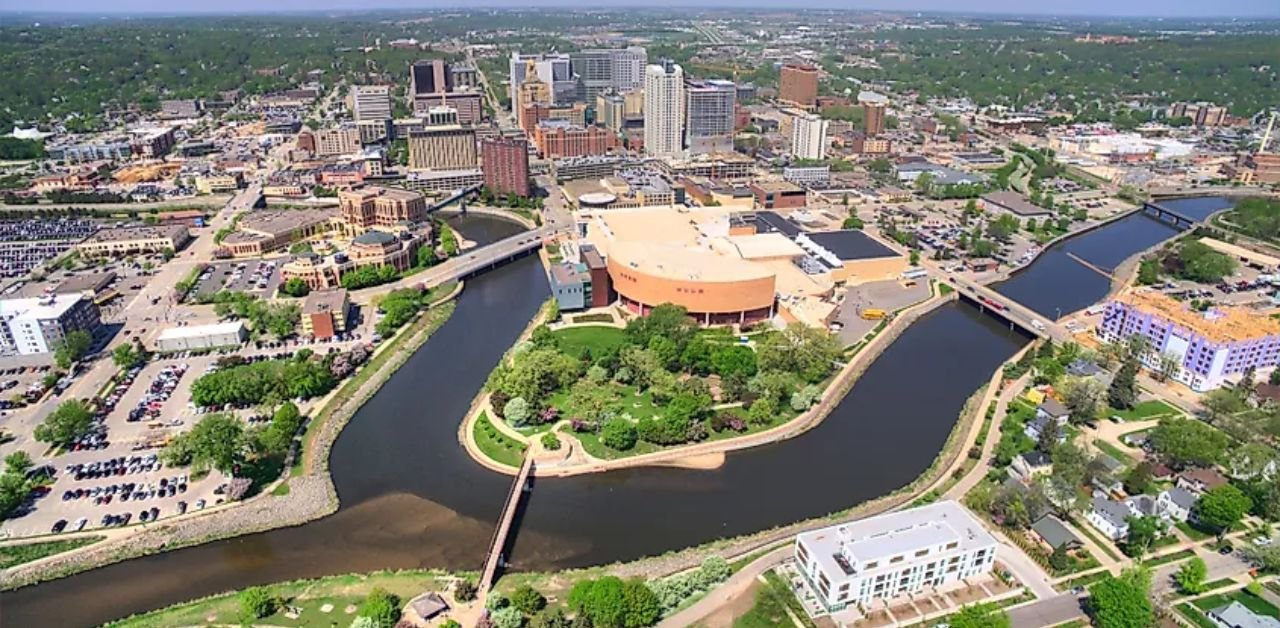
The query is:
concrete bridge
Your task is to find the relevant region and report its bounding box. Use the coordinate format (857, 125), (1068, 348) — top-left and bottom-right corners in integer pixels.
(1141, 201), (1202, 229)
(425, 184), (482, 214)
(1147, 185), (1278, 200)
(478, 457), (535, 601)
(348, 227), (548, 304)
(941, 272), (1073, 341)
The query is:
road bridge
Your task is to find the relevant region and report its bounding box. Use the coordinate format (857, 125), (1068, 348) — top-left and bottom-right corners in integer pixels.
(940, 272), (1074, 341)
(348, 227), (548, 304)
(1148, 185), (1278, 200)
(478, 457), (535, 600)
(1141, 201), (1201, 229)
(425, 185), (482, 214)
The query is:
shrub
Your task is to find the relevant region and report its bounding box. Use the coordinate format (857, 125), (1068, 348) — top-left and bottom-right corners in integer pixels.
(357, 587), (400, 627)
(510, 584), (547, 614)
(601, 418), (638, 450)
(541, 432), (562, 451)
(454, 580), (478, 602)
(505, 397), (531, 426)
(570, 419), (597, 433)
(240, 586), (277, 620)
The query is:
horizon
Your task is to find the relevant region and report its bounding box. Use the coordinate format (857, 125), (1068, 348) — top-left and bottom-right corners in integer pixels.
(2, 1), (1279, 20)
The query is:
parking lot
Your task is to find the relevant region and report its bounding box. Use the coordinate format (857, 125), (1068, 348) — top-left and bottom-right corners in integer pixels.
(0, 217), (100, 280)
(833, 278), (932, 345)
(190, 258), (283, 301)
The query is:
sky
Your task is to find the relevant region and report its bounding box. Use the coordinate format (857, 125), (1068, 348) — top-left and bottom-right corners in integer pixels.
(10, 0), (1280, 19)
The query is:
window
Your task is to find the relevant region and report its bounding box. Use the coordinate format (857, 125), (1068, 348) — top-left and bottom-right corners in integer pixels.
(945, 542), (959, 550)
(890, 555), (904, 564)
(914, 549), (929, 558)
(864, 561), (877, 569)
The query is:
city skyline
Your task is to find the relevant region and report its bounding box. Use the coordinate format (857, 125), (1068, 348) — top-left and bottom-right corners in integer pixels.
(6, 0), (1280, 18)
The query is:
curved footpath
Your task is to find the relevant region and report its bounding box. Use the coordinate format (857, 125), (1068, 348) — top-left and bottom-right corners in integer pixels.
(0, 283), (466, 591)
(460, 286), (958, 477)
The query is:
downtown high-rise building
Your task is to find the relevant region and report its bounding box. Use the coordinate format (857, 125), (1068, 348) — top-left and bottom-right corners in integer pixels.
(864, 102), (886, 136)
(350, 85), (393, 122)
(509, 53), (576, 112)
(482, 137), (531, 198)
(644, 63), (686, 160)
(684, 79), (737, 155)
(779, 63), (819, 109)
(570, 47), (647, 103)
(791, 113), (829, 160)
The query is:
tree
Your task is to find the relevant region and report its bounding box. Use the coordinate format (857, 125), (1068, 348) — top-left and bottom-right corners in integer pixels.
(454, 580), (478, 603)
(490, 607), (524, 628)
(1061, 377), (1104, 424)
(1122, 516), (1160, 558)
(569, 577), (626, 628)
(53, 329), (93, 369)
(710, 345), (757, 379)
(747, 396), (779, 426)
(358, 587), (401, 628)
(112, 342), (147, 369)
(34, 399), (95, 446)
(504, 397), (531, 426)
(4, 451), (33, 476)
(757, 325), (842, 383)
(601, 419), (637, 451)
(529, 609), (569, 628)
(240, 586), (277, 620)
(1047, 442), (1088, 511)
(1177, 240), (1236, 283)
(511, 584), (547, 615)
(280, 277), (310, 297)
(949, 602), (1011, 628)
(1087, 568), (1153, 628)
(1156, 352), (1180, 382)
(1175, 557), (1208, 594)
(163, 414), (246, 475)
(1203, 388), (1247, 424)
(1124, 461), (1155, 495)
(1108, 359), (1139, 410)
(1196, 484), (1253, 538)
(1149, 417), (1230, 468)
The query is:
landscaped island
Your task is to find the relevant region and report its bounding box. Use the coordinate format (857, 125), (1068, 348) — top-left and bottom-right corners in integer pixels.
(473, 303), (844, 467)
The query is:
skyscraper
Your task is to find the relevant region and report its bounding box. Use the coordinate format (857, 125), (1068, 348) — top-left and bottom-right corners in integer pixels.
(482, 138), (531, 198)
(351, 85), (393, 122)
(779, 63), (819, 109)
(791, 114), (828, 160)
(684, 79), (737, 155)
(515, 59), (552, 114)
(570, 47), (647, 103)
(509, 53), (576, 111)
(644, 63), (685, 160)
(409, 59), (483, 124)
(864, 102), (886, 136)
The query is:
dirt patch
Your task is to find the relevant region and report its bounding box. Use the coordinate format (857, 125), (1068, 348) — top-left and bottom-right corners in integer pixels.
(700, 578), (763, 628)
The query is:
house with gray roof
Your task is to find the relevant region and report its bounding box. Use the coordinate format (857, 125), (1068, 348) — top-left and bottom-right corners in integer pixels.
(1031, 515), (1082, 552)
(1087, 496), (1133, 540)
(1207, 600), (1280, 628)
(1036, 398), (1071, 425)
(1157, 487), (1197, 522)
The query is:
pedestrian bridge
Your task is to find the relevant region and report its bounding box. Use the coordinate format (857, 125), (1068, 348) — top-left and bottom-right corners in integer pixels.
(478, 457), (535, 601)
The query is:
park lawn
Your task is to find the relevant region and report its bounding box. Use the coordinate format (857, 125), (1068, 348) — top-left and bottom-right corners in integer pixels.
(111, 570), (447, 628)
(546, 383), (664, 423)
(1092, 439), (1136, 465)
(0, 536), (104, 569)
(574, 430), (663, 460)
(1176, 521), (1215, 541)
(474, 411), (527, 468)
(551, 326), (627, 359)
(1107, 399), (1183, 422)
(732, 571), (816, 628)
(1193, 589), (1280, 618)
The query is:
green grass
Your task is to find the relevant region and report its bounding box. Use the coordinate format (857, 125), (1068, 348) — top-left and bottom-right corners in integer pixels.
(109, 569), (448, 628)
(271, 481), (291, 496)
(546, 383), (664, 423)
(733, 571), (816, 628)
(1193, 589), (1279, 617)
(1142, 548), (1194, 567)
(938, 282), (955, 296)
(571, 313), (615, 324)
(0, 536), (105, 569)
(1058, 570), (1110, 591)
(551, 325), (628, 359)
(1092, 438), (1136, 465)
(1177, 603), (1220, 628)
(1106, 400), (1183, 422)
(1202, 579), (1244, 593)
(474, 411), (527, 468)
(1177, 521), (1215, 541)
(573, 429), (663, 460)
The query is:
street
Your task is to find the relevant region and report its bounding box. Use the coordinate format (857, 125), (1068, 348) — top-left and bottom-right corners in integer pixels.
(1007, 593), (1086, 628)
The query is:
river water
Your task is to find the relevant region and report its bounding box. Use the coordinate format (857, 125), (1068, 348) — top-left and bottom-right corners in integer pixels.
(1, 199), (1234, 626)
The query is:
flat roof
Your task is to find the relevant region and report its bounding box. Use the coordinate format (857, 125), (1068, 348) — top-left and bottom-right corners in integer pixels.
(609, 241), (773, 283)
(82, 224), (188, 244)
(722, 233), (806, 260)
(804, 230), (900, 261)
(755, 211), (802, 238)
(797, 501), (995, 578)
(237, 208), (340, 237)
(0, 294), (87, 321)
(156, 321), (246, 341)
(302, 288), (348, 315)
(982, 191), (1052, 217)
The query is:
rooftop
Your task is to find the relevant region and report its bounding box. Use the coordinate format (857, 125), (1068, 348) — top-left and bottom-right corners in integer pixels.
(81, 224), (188, 244)
(302, 289), (348, 315)
(1112, 289), (1280, 344)
(982, 191), (1053, 217)
(0, 294), (89, 322)
(797, 501), (995, 579)
(802, 230), (900, 261)
(237, 208), (340, 238)
(155, 321), (245, 341)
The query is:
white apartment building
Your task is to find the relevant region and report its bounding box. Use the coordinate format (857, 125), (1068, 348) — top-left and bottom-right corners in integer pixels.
(644, 63), (686, 161)
(0, 294), (101, 355)
(351, 85), (393, 122)
(794, 501), (997, 613)
(792, 113), (829, 161)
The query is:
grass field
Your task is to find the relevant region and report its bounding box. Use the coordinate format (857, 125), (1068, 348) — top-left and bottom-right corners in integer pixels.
(1177, 603), (1219, 628)
(1092, 438), (1136, 465)
(1192, 588), (1279, 617)
(1176, 521), (1215, 541)
(0, 536), (104, 569)
(551, 325), (627, 359)
(474, 411), (527, 467)
(1106, 399), (1183, 422)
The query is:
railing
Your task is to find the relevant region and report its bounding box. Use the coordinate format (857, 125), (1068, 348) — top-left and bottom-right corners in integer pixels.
(478, 456), (534, 593)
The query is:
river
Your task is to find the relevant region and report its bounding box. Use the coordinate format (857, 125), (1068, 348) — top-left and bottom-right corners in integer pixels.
(0, 199), (1234, 626)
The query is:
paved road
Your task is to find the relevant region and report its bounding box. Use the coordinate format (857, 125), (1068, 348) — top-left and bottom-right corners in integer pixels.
(1152, 548), (1251, 595)
(1007, 593), (1086, 628)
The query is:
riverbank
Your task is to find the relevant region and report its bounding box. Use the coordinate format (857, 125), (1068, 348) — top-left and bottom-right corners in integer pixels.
(460, 282), (957, 477)
(0, 284), (465, 592)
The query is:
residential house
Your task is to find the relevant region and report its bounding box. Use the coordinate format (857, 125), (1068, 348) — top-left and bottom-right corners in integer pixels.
(1036, 398), (1072, 425)
(1207, 601), (1280, 628)
(1087, 496), (1133, 540)
(1011, 451), (1053, 482)
(1025, 415), (1067, 445)
(1178, 468), (1229, 495)
(1157, 487), (1197, 523)
(1031, 515), (1083, 552)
